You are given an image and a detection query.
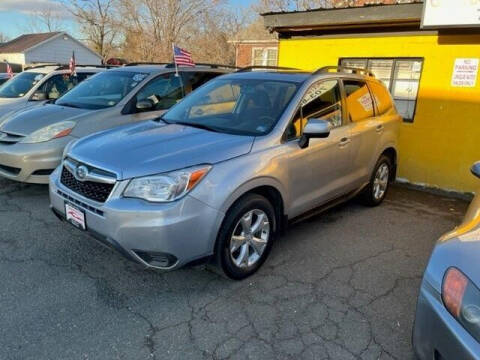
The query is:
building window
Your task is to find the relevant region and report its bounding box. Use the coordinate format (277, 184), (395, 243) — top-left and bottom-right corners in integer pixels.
(252, 47), (278, 67)
(340, 58), (423, 122)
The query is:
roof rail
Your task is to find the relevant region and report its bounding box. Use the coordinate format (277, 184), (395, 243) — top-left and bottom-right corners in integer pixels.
(125, 62), (170, 67)
(55, 64), (119, 71)
(237, 65), (299, 72)
(125, 62), (238, 70)
(314, 66), (375, 77)
(166, 63), (238, 70)
(24, 63), (63, 70)
(24, 63), (117, 71)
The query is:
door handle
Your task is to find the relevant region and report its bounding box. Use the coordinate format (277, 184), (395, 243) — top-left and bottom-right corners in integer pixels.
(339, 137), (351, 147)
(376, 125), (384, 133)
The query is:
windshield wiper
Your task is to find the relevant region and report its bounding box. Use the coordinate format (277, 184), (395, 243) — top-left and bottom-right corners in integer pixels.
(173, 121), (221, 133)
(155, 115), (169, 124)
(58, 102), (80, 109)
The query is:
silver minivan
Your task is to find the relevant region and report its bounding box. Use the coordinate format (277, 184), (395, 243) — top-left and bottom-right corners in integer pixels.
(50, 66), (402, 279)
(0, 64), (105, 120)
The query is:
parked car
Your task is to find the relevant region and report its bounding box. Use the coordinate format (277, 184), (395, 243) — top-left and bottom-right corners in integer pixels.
(413, 162), (480, 359)
(0, 64), (232, 184)
(0, 64), (106, 120)
(49, 66), (401, 279)
(0, 73), (13, 86)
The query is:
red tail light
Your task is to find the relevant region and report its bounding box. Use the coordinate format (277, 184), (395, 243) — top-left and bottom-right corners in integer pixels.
(442, 267), (468, 318)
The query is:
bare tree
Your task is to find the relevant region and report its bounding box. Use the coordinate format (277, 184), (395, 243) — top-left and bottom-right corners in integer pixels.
(26, 2), (67, 33)
(117, 0), (224, 62)
(67, 0), (118, 60)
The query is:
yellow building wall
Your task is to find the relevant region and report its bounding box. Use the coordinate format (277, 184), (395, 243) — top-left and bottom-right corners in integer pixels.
(278, 33), (480, 193)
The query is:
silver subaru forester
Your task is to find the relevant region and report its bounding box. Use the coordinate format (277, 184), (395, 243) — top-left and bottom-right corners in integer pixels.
(49, 66), (401, 279)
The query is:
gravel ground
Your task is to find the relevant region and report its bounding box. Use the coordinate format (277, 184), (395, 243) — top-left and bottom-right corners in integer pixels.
(0, 178), (468, 360)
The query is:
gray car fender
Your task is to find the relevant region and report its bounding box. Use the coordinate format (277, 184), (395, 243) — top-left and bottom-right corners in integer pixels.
(217, 176), (288, 221)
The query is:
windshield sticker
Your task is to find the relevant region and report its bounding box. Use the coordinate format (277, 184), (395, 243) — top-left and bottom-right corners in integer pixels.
(108, 100), (116, 106)
(34, 74), (44, 82)
(132, 74), (147, 82)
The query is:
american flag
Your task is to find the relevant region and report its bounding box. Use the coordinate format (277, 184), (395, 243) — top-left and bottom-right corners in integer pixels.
(6, 62), (13, 78)
(173, 45), (195, 67)
(69, 51), (76, 76)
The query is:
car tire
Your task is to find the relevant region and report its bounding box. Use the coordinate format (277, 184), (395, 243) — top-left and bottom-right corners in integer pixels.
(213, 194), (276, 280)
(359, 155), (392, 207)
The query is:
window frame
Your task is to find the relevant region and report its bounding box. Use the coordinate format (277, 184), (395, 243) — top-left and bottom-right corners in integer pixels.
(339, 57), (424, 123)
(284, 78), (347, 142)
(36, 72), (94, 100)
(341, 78), (377, 122)
(252, 47), (278, 67)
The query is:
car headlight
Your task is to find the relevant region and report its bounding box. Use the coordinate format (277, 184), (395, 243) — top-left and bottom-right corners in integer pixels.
(442, 267), (480, 342)
(21, 121), (75, 144)
(123, 165), (211, 202)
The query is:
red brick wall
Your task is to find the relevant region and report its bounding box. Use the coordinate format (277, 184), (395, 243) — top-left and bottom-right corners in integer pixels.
(236, 42), (278, 67)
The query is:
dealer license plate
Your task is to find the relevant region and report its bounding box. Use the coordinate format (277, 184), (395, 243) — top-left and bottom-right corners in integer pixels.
(65, 202), (86, 230)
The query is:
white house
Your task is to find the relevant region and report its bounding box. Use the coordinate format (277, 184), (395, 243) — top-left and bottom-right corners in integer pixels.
(0, 32), (102, 67)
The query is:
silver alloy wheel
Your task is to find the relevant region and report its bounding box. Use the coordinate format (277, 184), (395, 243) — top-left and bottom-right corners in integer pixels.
(230, 209), (270, 268)
(373, 163), (390, 200)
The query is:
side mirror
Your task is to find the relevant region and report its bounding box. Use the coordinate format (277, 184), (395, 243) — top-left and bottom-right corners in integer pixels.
(136, 99), (154, 111)
(299, 118), (331, 149)
(471, 162), (480, 179)
(31, 91), (47, 101)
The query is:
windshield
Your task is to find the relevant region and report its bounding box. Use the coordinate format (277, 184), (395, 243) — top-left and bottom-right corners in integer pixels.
(56, 71), (148, 109)
(162, 78), (300, 136)
(0, 72), (44, 98)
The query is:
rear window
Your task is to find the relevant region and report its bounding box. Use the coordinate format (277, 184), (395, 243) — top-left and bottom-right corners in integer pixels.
(368, 81), (395, 116)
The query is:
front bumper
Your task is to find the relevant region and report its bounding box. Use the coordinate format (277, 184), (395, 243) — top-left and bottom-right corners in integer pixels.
(49, 167), (225, 270)
(0, 136), (73, 184)
(412, 277), (480, 359)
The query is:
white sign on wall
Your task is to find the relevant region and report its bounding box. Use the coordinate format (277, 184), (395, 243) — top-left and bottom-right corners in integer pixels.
(451, 58), (479, 87)
(422, 0), (480, 28)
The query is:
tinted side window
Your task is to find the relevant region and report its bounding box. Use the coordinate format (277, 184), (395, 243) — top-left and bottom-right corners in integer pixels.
(181, 72), (220, 95)
(136, 73), (184, 111)
(39, 73), (92, 100)
(343, 80), (374, 122)
(368, 81), (394, 116)
(287, 80), (342, 140)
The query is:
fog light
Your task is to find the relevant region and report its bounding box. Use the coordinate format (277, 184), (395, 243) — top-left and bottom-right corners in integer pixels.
(133, 250), (177, 268)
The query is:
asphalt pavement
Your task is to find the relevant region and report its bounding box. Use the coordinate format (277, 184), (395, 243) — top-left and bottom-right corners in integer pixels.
(0, 178), (468, 360)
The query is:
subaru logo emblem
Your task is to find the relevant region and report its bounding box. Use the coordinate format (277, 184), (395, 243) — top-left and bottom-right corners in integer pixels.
(75, 165), (88, 181)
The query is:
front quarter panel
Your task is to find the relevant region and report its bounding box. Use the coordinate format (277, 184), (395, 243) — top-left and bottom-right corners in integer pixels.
(189, 142), (290, 217)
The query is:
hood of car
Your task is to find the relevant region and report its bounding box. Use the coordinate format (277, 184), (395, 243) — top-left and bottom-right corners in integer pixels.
(0, 104), (93, 136)
(0, 98), (25, 122)
(69, 120), (255, 180)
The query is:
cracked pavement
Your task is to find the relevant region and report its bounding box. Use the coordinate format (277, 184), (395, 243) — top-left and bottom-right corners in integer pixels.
(0, 178), (468, 360)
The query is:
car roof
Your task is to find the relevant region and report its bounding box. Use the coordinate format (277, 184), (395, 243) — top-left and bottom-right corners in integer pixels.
(113, 64), (233, 75)
(221, 70), (312, 84)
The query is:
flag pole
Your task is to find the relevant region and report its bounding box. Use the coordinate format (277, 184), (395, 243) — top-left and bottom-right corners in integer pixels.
(172, 43), (179, 77)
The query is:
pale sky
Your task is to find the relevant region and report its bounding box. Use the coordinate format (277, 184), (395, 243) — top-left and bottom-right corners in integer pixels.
(0, 0), (256, 40)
